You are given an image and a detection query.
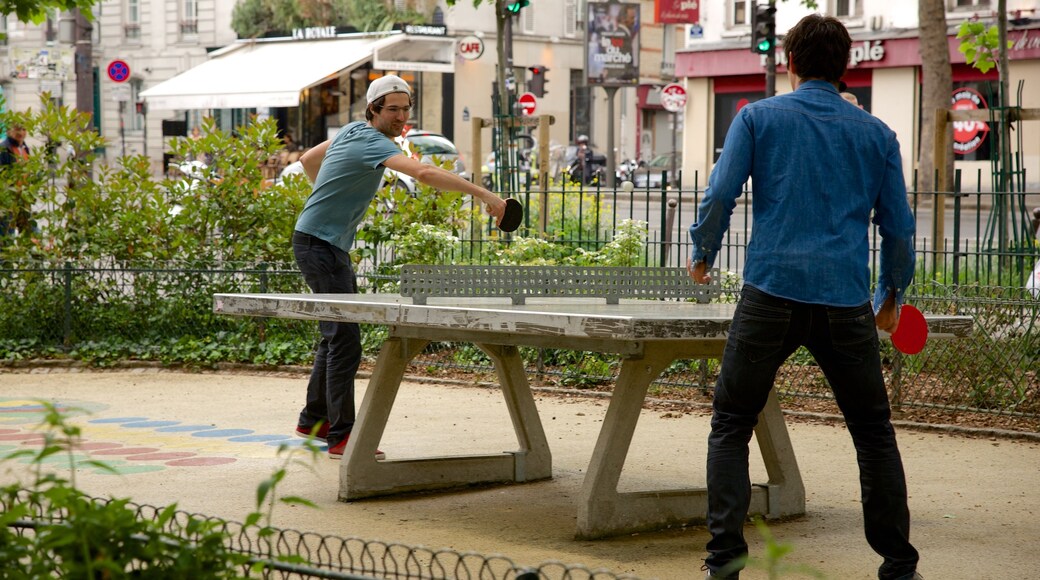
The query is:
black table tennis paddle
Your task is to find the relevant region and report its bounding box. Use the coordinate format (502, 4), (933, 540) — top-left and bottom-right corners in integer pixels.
(499, 198), (523, 232)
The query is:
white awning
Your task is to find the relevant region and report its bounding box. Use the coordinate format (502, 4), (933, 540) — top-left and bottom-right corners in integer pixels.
(140, 34), (406, 110)
(373, 36), (456, 73)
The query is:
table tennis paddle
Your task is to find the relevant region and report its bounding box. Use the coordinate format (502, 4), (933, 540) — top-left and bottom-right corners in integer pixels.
(891, 304), (928, 355)
(499, 198), (523, 233)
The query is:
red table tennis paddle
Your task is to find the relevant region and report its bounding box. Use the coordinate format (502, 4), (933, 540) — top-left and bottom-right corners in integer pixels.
(499, 198), (523, 233)
(891, 304), (928, 355)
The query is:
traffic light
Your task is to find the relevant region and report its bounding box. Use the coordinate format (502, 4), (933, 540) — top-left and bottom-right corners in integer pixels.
(751, 3), (776, 54)
(528, 65), (549, 98)
(506, 0), (530, 15)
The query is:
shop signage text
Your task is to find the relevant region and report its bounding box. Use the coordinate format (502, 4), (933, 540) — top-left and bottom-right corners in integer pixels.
(292, 26), (336, 40)
(656, 0), (699, 25)
(849, 40), (885, 67)
(404, 24), (447, 36)
(1011, 29), (1040, 52)
(772, 39), (885, 69)
(458, 35), (484, 60)
(951, 88), (989, 155)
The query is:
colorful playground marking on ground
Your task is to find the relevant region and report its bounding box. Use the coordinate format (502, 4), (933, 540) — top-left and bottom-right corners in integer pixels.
(0, 398), (321, 476)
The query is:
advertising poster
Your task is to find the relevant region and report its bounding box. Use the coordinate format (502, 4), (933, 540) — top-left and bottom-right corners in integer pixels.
(586, 1), (640, 86)
(11, 47), (74, 80)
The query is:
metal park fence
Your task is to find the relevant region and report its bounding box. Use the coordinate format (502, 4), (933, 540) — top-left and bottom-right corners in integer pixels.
(2, 492), (640, 580)
(0, 172), (1037, 432)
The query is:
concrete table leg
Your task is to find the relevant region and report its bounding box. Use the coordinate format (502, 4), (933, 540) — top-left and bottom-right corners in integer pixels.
(752, 389), (805, 519)
(576, 349), (805, 539)
(341, 337), (551, 501)
(478, 343), (552, 482)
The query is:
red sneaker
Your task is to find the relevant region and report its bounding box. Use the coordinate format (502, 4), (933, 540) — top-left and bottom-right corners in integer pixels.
(327, 436), (385, 460)
(295, 422), (329, 442)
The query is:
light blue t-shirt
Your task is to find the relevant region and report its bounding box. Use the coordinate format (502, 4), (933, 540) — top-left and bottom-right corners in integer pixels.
(294, 122), (402, 251)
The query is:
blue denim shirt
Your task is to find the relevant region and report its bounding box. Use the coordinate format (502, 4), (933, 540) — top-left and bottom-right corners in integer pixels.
(689, 80), (915, 310)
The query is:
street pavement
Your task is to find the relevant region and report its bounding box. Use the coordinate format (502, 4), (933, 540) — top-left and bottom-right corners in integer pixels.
(1, 368), (1038, 579)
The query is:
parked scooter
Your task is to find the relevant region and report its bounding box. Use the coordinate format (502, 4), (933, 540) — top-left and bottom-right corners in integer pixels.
(616, 158), (639, 183)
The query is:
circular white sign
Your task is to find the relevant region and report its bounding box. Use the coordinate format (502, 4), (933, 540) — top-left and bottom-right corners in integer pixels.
(457, 35), (485, 61)
(660, 83), (688, 113)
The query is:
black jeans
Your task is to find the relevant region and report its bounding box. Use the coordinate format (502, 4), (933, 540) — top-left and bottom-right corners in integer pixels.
(292, 231), (362, 448)
(704, 286), (919, 580)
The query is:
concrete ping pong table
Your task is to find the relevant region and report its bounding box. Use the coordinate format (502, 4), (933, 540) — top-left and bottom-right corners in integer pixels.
(213, 265), (974, 540)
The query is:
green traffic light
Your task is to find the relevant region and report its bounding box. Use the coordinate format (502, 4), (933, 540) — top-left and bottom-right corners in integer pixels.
(757, 39), (773, 52)
(507, 0), (530, 14)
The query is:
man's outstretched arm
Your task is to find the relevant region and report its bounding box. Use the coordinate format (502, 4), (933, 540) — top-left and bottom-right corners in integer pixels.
(383, 154), (507, 224)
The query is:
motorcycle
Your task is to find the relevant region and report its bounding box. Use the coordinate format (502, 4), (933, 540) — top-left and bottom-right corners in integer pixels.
(615, 158), (639, 183)
(566, 150), (607, 186)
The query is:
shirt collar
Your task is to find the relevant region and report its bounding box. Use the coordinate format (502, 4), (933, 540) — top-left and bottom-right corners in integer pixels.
(797, 79), (840, 94)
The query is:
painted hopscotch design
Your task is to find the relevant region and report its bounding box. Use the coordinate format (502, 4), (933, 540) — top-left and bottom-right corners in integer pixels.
(0, 399), (322, 475)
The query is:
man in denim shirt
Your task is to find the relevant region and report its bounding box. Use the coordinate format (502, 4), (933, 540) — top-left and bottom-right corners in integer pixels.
(688, 15), (920, 580)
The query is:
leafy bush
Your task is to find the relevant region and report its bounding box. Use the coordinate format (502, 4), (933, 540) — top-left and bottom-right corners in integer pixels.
(0, 99), (310, 266)
(0, 402), (321, 577)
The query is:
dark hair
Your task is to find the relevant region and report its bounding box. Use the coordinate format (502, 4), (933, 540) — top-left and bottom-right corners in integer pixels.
(783, 14), (852, 84)
(365, 94), (415, 122)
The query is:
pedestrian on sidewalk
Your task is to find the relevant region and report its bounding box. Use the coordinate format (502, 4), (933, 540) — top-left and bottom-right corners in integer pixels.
(292, 75), (508, 459)
(687, 14), (921, 580)
(1, 122), (33, 237)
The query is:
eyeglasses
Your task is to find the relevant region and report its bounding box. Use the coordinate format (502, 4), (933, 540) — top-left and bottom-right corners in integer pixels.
(380, 106), (411, 116)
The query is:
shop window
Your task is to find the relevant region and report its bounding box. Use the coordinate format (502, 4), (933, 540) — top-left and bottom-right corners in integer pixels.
(713, 90), (764, 163)
(180, 0), (198, 38)
(124, 0), (141, 41)
(731, 0), (753, 28)
(949, 0), (990, 9)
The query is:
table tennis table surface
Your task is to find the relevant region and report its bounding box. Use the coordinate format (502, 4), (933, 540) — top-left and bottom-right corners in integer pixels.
(214, 292), (971, 341)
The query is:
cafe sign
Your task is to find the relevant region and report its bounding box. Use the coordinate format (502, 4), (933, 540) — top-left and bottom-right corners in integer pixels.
(951, 87), (990, 155)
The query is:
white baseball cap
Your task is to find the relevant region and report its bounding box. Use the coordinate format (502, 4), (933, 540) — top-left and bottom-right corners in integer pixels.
(366, 75), (411, 104)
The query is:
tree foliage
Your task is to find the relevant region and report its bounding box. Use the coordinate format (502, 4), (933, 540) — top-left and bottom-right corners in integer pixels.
(0, 0), (95, 23)
(231, 0), (424, 39)
(957, 19), (1012, 75)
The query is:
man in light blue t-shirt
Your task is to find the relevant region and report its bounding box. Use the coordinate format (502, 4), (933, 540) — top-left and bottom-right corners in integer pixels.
(292, 75), (507, 460)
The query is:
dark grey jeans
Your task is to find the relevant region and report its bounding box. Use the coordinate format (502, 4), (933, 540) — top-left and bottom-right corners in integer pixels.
(292, 231), (362, 448)
(704, 285), (919, 580)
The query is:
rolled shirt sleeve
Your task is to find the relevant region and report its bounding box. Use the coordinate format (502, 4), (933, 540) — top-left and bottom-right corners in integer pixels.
(689, 110), (752, 267)
(871, 133), (916, 313)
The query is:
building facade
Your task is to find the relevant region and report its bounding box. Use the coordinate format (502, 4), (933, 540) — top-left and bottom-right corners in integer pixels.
(2, 0), (688, 180)
(676, 0), (1040, 191)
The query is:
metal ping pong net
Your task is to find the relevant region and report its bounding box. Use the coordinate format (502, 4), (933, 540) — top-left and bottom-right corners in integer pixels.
(399, 265), (722, 305)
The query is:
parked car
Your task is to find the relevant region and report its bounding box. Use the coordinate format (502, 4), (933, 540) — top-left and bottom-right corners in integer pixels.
(398, 129), (465, 175)
(631, 152), (679, 189)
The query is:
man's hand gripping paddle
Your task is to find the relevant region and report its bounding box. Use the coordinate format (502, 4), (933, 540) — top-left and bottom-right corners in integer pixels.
(891, 304), (928, 355)
(499, 198), (523, 233)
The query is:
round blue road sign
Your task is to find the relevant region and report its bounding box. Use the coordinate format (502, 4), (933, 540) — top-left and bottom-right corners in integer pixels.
(107, 60), (131, 83)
